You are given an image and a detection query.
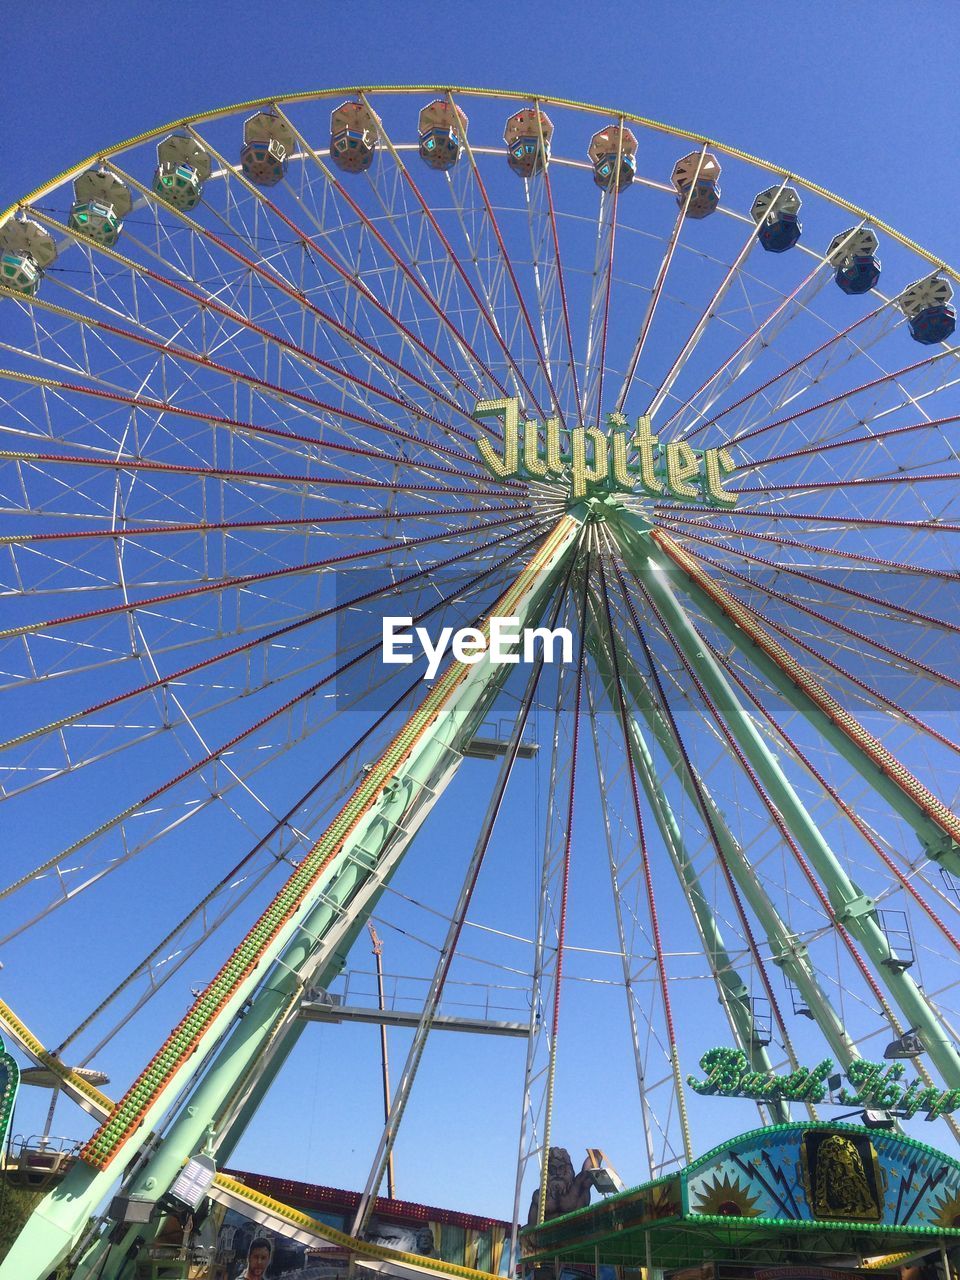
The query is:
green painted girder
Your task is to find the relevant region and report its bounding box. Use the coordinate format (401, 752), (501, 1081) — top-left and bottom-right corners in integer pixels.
(584, 586), (863, 1078)
(585, 606), (790, 1124)
(3, 514), (583, 1280)
(649, 525), (960, 875)
(608, 510), (960, 1090)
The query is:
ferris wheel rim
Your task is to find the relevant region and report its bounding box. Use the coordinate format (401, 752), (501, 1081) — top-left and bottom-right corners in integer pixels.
(2, 74), (960, 1255)
(3, 82), (959, 286)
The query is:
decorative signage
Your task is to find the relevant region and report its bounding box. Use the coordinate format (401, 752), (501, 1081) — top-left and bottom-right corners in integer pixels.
(473, 397), (737, 506)
(687, 1046), (960, 1121)
(801, 1129), (882, 1222)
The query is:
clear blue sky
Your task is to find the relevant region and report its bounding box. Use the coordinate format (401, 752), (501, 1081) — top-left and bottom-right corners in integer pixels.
(5, 0), (960, 256)
(3, 0), (960, 1227)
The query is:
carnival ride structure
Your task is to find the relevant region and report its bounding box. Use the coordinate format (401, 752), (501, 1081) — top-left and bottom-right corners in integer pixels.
(0, 85), (958, 1279)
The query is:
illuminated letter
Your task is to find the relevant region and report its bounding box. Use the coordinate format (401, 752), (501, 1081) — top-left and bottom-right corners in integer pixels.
(871, 1063), (906, 1109)
(686, 1047), (748, 1096)
(474, 397), (519, 478)
(838, 1060), (886, 1106)
(929, 1088), (960, 1119)
(704, 447), (737, 507)
(665, 441), (701, 499)
(897, 1078), (926, 1118)
(523, 415), (563, 478)
(610, 429), (633, 490)
(910, 1086), (941, 1119)
(571, 426), (607, 500)
(780, 1059), (832, 1103)
(631, 415), (661, 497)
(738, 1070), (781, 1099)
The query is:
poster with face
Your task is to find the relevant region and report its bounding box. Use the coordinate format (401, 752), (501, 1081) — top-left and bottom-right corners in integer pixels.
(213, 1205), (440, 1278)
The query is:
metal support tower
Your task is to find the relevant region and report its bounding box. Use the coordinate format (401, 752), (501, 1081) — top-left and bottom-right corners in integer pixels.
(1, 516), (583, 1280)
(607, 508), (960, 1089)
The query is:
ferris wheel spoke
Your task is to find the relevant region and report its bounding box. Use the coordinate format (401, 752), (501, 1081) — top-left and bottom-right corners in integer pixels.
(351, 553), (577, 1239)
(644, 208), (764, 421)
(451, 93), (563, 423)
(661, 535), (960, 708)
(0, 369), (513, 490)
(539, 148), (584, 426)
(664, 525), (960, 633)
(58, 653), (436, 1065)
(275, 103), (515, 398)
(0, 503), (521, 548)
(665, 244), (835, 439)
(737, 410), (960, 476)
(509, 122), (576, 424)
(581, 186), (618, 422)
(708, 631), (960, 950)
(726, 344), (959, 451)
(0, 305), (481, 489)
(512, 577), (583, 1240)
(0, 507), (536, 644)
(361, 105), (547, 419)
(438, 147), (552, 426)
(616, 144), (708, 415)
(732, 323), (957, 462)
(605, 551), (848, 1090)
(676, 570), (960, 757)
(1, 696), (347, 949)
(738, 470), (960, 498)
(104, 158), (485, 408)
(177, 128), (508, 403)
(624, 557), (960, 1085)
(659, 501), (960, 535)
(0, 523), (550, 913)
(2, 285), (489, 462)
(0, 517), (540, 748)
(0, 447), (509, 514)
(17, 213), (485, 447)
(679, 293), (893, 442)
(660, 513), (958, 578)
(0, 659), (443, 967)
(595, 549), (697, 1163)
(0, 646), (347, 803)
(0, 530), (532, 789)
(533, 548), (590, 1222)
(649, 532), (960, 853)
(701, 631), (960, 1141)
(588, 179), (622, 425)
(583, 675), (687, 1163)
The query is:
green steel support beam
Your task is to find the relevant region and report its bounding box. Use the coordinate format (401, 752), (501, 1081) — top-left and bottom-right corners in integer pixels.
(586, 614), (790, 1123)
(609, 509), (960, 1090)
(584, 588), (861, 1078)
(211, 906), (380, 1168)
(650, 528), (960, 875)
(3, 515), (582, 1280)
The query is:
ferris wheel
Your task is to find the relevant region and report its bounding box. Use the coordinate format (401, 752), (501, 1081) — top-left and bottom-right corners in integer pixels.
(1, 85), (959, 1280)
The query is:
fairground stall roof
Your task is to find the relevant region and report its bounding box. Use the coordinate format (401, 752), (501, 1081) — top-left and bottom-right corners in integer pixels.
(521, 1125), (960, 1270)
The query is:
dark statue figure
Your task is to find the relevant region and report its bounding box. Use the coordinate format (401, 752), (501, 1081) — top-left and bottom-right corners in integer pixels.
(527, 1147), (595, 1225)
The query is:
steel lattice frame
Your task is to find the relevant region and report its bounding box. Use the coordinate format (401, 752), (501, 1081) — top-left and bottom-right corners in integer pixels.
(0, 86), (959, 1280)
